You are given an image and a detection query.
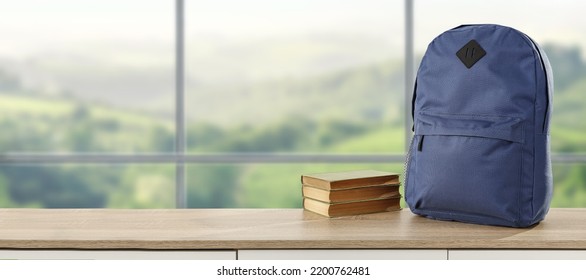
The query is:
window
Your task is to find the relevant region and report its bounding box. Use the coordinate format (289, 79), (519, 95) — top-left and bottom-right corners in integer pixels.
(0, 0), (176, 208)
(1, 0), (585, 208)
(186, 0), (403, 154)
(0, 0), (174, 153)
(184, 0), (403, 207)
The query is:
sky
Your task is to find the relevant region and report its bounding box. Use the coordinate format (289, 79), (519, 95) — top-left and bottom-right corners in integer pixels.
(415, 0), (586, 54)
(1, 0), (585, 57)
(0, 0), (400, 56)
(0, 0), (586, 63)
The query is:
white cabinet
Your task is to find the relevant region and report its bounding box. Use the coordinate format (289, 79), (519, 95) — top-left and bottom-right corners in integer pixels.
(4, 249), (586, 260)
(241, 249), (586, 260)
(0, 250), (236, 260)
(449, 250), (586, 260)
(238, 249), (447, 260)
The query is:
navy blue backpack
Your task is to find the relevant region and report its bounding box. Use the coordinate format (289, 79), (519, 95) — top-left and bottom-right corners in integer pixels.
(405, 24), (553, 227)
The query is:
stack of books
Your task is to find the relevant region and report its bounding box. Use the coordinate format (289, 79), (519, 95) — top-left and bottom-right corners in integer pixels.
(301, 170), (401, 217)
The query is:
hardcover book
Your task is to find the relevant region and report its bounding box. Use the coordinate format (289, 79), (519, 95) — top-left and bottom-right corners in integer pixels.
(301, 170), (399, 190)
(302, 184), (400, 203)
(303, 197), (401, 217)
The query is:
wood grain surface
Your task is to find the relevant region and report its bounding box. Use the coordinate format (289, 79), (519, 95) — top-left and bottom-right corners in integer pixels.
(0, 208), (584, 249)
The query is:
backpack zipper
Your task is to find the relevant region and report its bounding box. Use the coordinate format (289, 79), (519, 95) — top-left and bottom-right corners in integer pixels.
(523, 34), (551, 133)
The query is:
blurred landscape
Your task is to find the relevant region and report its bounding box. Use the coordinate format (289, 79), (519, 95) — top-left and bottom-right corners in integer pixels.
(1, 42), (585, 208)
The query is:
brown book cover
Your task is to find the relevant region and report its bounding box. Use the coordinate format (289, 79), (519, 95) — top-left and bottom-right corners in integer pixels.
(302, 184), (401, 203)
(301, 170), (400, 190)
(303, 197), (401, 217)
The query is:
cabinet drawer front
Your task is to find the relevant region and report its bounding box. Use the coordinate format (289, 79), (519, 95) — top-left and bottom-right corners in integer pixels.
(238, 250), (447, 260)
(449, 250), (586, 260)
(0, 250), (236, 260)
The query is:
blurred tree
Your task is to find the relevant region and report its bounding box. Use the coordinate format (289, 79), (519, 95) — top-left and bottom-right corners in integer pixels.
(542, 44), (586, 92)
(187, 123), (225, 150)
(187, 165), (240, 208)
(149, 126), (174, 151)
(317, 119), (369, 147)
(3, 166), (106, 208)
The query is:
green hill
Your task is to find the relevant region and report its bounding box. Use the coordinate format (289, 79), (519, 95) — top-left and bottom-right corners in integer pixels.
(0, 93), (173, 152)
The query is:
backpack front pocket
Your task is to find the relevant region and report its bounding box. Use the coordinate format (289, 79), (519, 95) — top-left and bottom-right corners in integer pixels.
(407, 112), (524, 224)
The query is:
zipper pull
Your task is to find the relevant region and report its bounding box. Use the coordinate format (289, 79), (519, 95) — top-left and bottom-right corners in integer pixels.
(417, 135), (425, 152)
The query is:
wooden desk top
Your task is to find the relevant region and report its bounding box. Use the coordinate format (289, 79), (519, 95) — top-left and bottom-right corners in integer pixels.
(0, 208), (584, 250)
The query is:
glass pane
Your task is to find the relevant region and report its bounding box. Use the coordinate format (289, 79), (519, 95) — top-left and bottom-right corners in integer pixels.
(186, 163), (404, 208)
(0, 165), (174, 208)
(0, 1), (174, 152)
(186, 0), (404, 153)
(183, 162), (585, 208)
(552, 164), (586, 208)
(415, 0), (586, 153)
